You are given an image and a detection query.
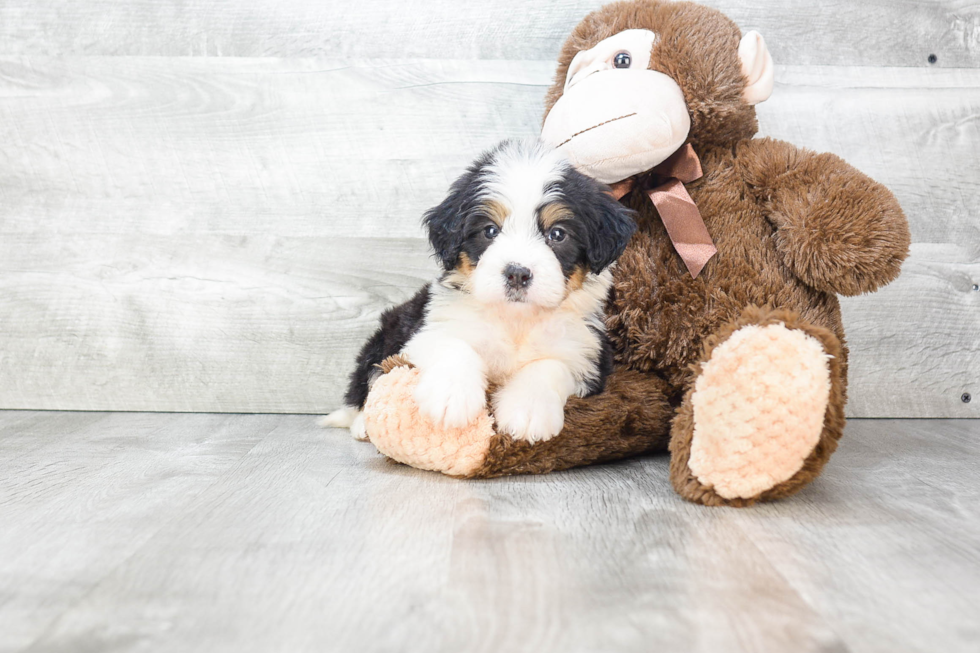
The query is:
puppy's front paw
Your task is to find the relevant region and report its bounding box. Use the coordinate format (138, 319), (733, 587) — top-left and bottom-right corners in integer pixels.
(492, 385), (566, 444)
(414, 369), (487, 429)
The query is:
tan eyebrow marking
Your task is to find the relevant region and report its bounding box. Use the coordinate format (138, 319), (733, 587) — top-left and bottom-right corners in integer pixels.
(539, 201), (573, 229)
(481, 200), (510, 227)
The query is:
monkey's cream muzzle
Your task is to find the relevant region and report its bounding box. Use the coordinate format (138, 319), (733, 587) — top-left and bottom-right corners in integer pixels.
(542, 69), (691, 184)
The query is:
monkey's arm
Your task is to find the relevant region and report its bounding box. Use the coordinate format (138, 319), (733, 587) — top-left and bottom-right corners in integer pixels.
(364, 364), (674, 477)
(738, 137), (910, 296)
(471, 367), (674, 477)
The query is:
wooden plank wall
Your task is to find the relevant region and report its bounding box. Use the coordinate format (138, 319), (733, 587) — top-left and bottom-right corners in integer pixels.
(0, 0), (977, 417)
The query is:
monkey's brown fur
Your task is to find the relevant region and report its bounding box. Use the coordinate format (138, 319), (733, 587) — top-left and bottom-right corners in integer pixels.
(366, 0), (910, 505)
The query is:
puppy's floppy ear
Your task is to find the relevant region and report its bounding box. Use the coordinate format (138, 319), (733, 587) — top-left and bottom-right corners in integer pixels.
(422, 161), (484, 270)
(564, 170), (637, 273)
(422, 187), (466, 271)
(585, 193), (636, 273)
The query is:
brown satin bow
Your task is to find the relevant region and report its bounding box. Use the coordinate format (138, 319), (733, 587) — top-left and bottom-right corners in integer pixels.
(608, 144), (717, 278)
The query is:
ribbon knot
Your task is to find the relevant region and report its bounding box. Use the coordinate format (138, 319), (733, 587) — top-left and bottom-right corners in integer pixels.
(608, 144), (716, 278)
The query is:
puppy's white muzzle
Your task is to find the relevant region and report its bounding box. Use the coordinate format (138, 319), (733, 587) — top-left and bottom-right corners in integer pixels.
(472, 231), (565, 308)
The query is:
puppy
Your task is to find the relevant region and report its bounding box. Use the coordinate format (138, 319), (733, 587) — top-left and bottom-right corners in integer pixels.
(321, 140), (636, 443)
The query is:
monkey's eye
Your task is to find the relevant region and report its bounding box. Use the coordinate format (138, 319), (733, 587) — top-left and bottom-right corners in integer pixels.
(547, 227), (567, 243)
(484, 225), (500, 239)
(613, 52), (631, 69)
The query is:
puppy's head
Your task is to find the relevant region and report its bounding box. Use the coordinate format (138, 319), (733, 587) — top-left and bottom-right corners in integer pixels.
(423, 140), (636, 308)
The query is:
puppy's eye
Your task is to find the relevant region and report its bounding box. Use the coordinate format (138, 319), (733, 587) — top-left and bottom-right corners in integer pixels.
(547, 227), (567, 243)
(483, 225), (500, 239)
(613, 52), (631, 69)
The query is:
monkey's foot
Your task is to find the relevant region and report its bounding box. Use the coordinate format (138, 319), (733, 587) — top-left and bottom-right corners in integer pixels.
(670, 308), (845, 505)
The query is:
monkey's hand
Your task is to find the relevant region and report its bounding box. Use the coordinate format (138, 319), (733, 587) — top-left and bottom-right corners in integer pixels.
(740, 137), (910, 296)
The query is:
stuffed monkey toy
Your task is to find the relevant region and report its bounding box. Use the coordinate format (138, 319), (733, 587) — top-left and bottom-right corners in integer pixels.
(358, 0), (910, 506)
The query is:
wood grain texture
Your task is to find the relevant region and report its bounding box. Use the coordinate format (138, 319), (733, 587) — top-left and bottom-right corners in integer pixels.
(842, 243), (980, 418)
(1, 412), (978, 652)
(0, 235), (433, 412)
(0, 54), (976, 415)
(0, 57), (545, 239)
(0, 0), (977, 68)
(736, 419), (980, 652)
(0, 236), (972, 416)
(2, 60), (977, 243)
(0, 411), (283, 651)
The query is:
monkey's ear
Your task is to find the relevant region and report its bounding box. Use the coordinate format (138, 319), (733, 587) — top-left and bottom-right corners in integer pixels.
(738, 31), (774, 105)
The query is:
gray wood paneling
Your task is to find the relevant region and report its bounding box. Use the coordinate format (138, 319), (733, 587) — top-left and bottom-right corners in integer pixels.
(843, 242), (980, 418)
(2, 413), (979, 652)
(0, 235), (432, 412)
(1, 55), (977, 416)
(0, 2), (977, 416)
(0, 57), (544, 239)
(0, 0), (976, 68)
(1, 61), (977, 242)
(0, 235), (973, 416)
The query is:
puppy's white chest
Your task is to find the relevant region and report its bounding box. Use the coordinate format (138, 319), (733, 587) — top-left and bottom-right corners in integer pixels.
(475, 311), (571, 383)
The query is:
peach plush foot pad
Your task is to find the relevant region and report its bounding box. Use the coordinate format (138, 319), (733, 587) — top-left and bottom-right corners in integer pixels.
(688, 323), (832, 499)
(363, 365), (494, 476)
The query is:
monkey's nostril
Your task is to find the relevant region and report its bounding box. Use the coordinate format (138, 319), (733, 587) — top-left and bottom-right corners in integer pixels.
(503, 264), (533, 289)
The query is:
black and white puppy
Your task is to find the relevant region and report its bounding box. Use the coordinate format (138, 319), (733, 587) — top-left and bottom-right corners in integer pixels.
(321, 140), (636, 443)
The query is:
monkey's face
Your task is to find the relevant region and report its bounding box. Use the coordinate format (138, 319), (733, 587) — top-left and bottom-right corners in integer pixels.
(542, 29), (691, 185)
(541, 7), (774, 185)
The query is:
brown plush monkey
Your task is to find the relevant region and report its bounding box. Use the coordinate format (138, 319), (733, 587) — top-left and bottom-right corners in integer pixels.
(360, 0), (910, 506)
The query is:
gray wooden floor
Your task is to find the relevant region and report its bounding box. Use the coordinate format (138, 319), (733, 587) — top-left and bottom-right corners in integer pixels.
(1, 412), (978, 653)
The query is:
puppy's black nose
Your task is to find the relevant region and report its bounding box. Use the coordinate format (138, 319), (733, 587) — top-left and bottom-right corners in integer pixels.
(503, 264), (533, 290)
